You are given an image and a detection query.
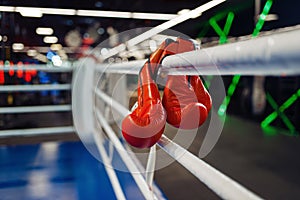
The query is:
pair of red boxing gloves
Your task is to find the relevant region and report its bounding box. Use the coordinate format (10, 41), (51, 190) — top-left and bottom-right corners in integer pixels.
(122, 38), (212, 148)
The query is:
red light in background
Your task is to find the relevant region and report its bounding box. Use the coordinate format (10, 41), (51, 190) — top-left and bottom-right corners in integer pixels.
(17, 61), (23, 78)
(8, 61), (14, 76)
(25, 70), (32, 82)
(28, 63), (37, 77)
(31, 69), (37, 77)
(0, 60), (4, 84)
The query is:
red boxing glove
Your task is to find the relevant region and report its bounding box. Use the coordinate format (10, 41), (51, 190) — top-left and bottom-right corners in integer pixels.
(121, 39), (174, 148)
(162, 38), (212, 129)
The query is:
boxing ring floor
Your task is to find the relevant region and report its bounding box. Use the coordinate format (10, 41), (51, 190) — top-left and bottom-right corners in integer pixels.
(0, 140), (158, 200)
(1, 114), (300, 200)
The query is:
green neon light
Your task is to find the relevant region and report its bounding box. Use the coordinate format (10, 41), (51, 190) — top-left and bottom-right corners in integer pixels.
(262, 125), (297, 137)
(224, 12), (235, 37)
(256, 0), (298, 135)
(261, 112), (278, 128)
(252, 0), (273, 37)
(264, 94), (293, 131)
(209, 12), (235, 44)
(210, 12), (239, 117)
(209, 18), (226, 39)
(218, 75), (241, 116)
(218, 1), (273, 117)
(219, 36), (227, 44)
(279, 89), (300, 111)
(278, 112), (296, 133)
(265, 93), (277, 110)
(260, 95), (280, 127)
(261, 90), (300, 127)
(204, 75), (214, 89)
(261, 93), (297, 133)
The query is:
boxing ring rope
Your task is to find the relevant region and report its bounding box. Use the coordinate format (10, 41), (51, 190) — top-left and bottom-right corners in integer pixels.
(1, 65), (73, 72)
(96, 27), (300, 76)
(0, 65), (74, 137)
(0, 105), (71, 113)
(0, 84), (71, 92)
(0, 126), (75, 137)
(161, 28), (300, 76)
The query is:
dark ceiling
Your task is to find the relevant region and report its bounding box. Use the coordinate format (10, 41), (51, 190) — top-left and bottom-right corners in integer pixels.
(0, 0), (300, 60)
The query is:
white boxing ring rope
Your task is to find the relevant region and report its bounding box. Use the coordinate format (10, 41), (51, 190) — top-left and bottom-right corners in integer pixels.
(96, 28), (300, 76)
(161, 28), (300, 76)
(0, 65), (74, 137)
(96, 60), (146, 75)
(94, 88), (262, 200)
(0, 65), (73, 72)
(0, 126), (75, 137)
(0, 84), (71, 92)
(0, 105), (72, 114)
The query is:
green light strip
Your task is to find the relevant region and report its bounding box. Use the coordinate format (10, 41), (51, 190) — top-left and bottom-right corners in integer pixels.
(262, 90), (300, 125)
(209, 12), (235, 44)
(204, 75), (213, 89)
(264, 94), (293, 131)
(261, 92), (297, 133)
(219, 12), (235, 44)
(223, 12), (235, 41)
(256, 0), (299, 134)
(209, 12), (241, 117)
(218, 75), (241, 116)
(209, 18), (226, 39)
(212, 12), (239, 116)
(261, 112), (278, 128)
(252, 0), (273, 37)
(218, 1), (273, 117)
(279, 89), (300, 111)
